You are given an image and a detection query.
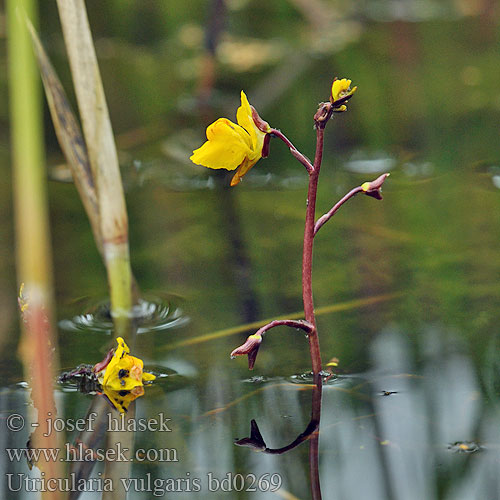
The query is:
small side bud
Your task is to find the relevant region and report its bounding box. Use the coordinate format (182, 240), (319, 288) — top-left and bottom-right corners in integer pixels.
(361, 173), (390, 200)
(230, 333), (263, 370)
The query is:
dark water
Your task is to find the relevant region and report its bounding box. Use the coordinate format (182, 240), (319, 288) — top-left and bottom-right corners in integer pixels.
(1, 2), (500, 499)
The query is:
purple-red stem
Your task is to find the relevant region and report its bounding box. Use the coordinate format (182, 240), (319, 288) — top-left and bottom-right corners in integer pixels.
(314, 186), (363, 236)
(303, 127), (325, 374)
(267, 126), (324, 374)
(271, 129), (314, 173)
(255, 319), (314, 336)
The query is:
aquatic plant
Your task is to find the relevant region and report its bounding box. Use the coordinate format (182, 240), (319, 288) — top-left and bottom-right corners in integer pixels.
(192, 79), (389, 374)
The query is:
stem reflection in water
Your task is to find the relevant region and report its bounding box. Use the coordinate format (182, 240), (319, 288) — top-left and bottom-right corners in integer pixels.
(236, 375), (323, 499)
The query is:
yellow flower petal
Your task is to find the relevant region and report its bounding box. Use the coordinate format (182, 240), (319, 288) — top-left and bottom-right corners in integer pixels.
(142, 372), (156, 382)
(236, 91), (259, 151)
(191, 92), (270, 184)
(331, 78), (352, 101)
(206, 117), (252, 149)
(230, 156), (259, 186)
(190, 118), (252, 171)
(101, 338), (149, 391)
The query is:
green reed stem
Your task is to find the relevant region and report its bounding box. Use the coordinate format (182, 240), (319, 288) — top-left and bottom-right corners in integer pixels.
(56, 0), (133, 329)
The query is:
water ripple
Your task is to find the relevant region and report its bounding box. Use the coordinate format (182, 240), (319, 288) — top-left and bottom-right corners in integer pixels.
(59, 294), (189, 335)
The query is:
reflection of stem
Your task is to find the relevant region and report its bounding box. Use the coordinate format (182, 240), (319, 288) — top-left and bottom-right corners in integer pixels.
(309, 373), (323, 500)
(235, 378), (322, 455)
(235, 376), (323, 497)
(217, 181), (261, 323)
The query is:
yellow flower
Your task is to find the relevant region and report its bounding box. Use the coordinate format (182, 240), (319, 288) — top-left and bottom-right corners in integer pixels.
(330, 78), (357, 109)
(190, 91), (271, 186)
(98, 337), (155, 393)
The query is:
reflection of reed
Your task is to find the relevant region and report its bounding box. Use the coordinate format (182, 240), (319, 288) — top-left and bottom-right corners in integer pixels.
(65, 397), (136, 500)
(197, 0), (226, 107)
(103, 405), (135, 500)
(195, 0), (260, 325)
(68, 398), (109, 500)
(216, 180), (261, 324)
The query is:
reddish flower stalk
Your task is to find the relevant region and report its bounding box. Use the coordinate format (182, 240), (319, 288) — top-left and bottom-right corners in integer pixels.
(301, 125), (325, 374)
(231, 319), (314, 369)
(315, 173), (390, 236)
(229, 80), (389, 376)
(271, 129), (314, 173)
(314, 186), (363, 236)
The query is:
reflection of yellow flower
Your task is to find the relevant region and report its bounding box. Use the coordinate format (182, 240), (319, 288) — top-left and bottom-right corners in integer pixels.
(331, 78), (357, 110)
(101, 385), (145, 413)
(190, 91), (271, 186)
(97, 337), (155, 412)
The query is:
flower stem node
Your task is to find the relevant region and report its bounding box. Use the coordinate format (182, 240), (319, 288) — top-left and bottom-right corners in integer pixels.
(190, 91), (271, 186)
(361, 173), (390, 200)
(313, 102), (333, 127)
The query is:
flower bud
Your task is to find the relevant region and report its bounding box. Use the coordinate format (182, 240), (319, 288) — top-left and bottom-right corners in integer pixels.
(230, 333), (263, 370)
(361, 173), (390, 200)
